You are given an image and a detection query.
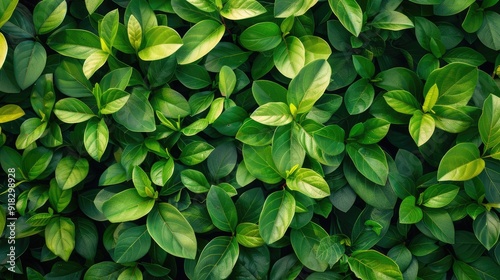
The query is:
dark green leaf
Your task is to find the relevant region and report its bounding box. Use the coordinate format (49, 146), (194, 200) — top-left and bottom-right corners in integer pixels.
(207, 185), (238, 233)
(194, 236), (239, 280)
(473, 211), (500, 250)
(14, 41), (46, 90)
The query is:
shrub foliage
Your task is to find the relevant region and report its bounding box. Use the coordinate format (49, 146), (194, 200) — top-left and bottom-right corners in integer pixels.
(1, 0), (500, 279)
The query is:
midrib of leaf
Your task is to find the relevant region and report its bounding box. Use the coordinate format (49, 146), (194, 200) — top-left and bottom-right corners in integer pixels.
(116, 228), (148, 262)
(198, 237), (235, 279)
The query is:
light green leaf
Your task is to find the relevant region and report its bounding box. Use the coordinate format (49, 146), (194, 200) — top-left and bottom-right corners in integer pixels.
(102, 188), (155, 223)
(84, 118), (108, 162)
(287, 168), (330, 199)
(83, 50), (109, 79)
(250, 102), (293, 126)
(0, 104), (25, 123)
(33, 0), (67, 35)
(409, 111), (435, 147)
(85, 0), (104, 14)
(186, 0), (217, 12)
(15, 118), (47, 150)
(194, 236), (239, 280)
(240, 22), (282, 52)
(348, 250), (403, 280)
(132, 166), (155, 198)
(113, 225), (151, 263)
(273, 36), (305, 78)
(346, 143), (389, 186)
(99, 9), (119, 53)
(176, 20), (224, 65)
(138, 26), (182, 61)
(14, 41), (47, 90)
(0, 0), (18, 28)
(45, 217), (75, 261)
(422, 83), (438, 113)
(236, 223), (264, 248)
(220, 0), (266, 20)
(242, 144), (282, 184)
(219, 65), (236, 97)
(479, 94), (500, 151)
(328, 0), (363, 36)
(236, 119), (275, 146)
(434, 0), (475, 16)
(371, 10), (414, 31)
(113, 89), (156, 132)
(179, 141), (214, 165)
(152, 88), (191, 118)
(288, 59), (332, 114)
(437, 143), (485, 181)
(127, 15), (142, 51)
(383, 90), (421, 115)
(207, 185), (238, 233)
(345, 78), (375, 115)
(259, 190), (295, 244)
(56, 156), (89, 190)
(421, 184), (460, 208)
(147, 203), (197, 259)
(274, 0), (318, 18)
(54, 98), (95, 123)
(47, 29), (101, 59)
(0, 32), (7, 69)
(272, 124), (305, 177)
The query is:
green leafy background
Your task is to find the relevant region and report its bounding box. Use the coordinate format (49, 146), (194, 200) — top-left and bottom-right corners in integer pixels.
(1, 0), (500, 279)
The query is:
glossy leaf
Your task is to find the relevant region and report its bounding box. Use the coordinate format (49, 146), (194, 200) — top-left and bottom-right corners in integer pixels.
(409, 111), (435, 147)
(287, 168), (330, 199)
(194, 236), (239, 280)
(33, 0), (67, 35)
(240, 22), (282, 51)
(473, 211), (500, 250)
(291, 222), (329, 272)
(437, 143), (485, 181)
(176, 20), (224, 65)
(478, 11), (500, 51)
(348, 250), (403, 280)
(207, 185), (238, 233)
(113, 225), (151, 263)
(147, 203), (197, 259)
(371, 10), (414, 31)
(383, 90), (420, 115)
(102, 189), (155, 223)
(346, 143), (388, 186)
(84, 118), (108, 162)
(259, 190), (295, 244)
(14, 41), (47, 90)
(479, 94), (500, 151)
(138, 26), (182, 61)
(242, 144), (282, 184)
(273, 36), (305, 78)
(56, 156), (89, 190)
(48, 29), (101, 59)
(328, 0), (363, 36)
(220, 0), (266, 20)
(45, 217), (75, 261)
(399, 196), (423, 224)
(54, 98), (95, 123)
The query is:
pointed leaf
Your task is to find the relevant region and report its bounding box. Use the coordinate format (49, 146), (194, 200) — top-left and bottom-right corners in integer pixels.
(259, 190), (295, 244)
(138, 26), (182, 61)
(84, 118), (109, 162)
(437, 143), (485, 181)
(56, 156), (89, 190)
(346, 143), (389, 186)
(45, 217), (75, 261)
(33, 0), (67, 34)
(54, 98), (95, 123)
(348, 250), (403, 280)
(220, 0), (266, 20)
(250, 102), (293, 126)
(409, 111), (435, 147)
(194, 236), (239, 280)
(207, 185), (238, 232)
(176, 20), (224, 65)
(102, 189), (155, 223)
(14, 41), (47, 90)
(287, 168), (330, 199)
(328, 0), (363, 36)
(273, 36), (305, 78)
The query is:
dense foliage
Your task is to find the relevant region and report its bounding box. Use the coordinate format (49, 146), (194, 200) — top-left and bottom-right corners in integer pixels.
(1, 0), (500, 279)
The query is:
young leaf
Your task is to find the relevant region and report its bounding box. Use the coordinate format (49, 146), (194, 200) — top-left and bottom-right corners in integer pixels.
(409, 111), (435, 147)
(236, 223), (265, 248)
(127, 14), (142, 51)
(54, 98), (95, 123)
(45, 217), (75, 261)
(370, 10), (414, 31)
(479, 94), (500, 151)
(422, 83), (438, 113)
(242, 144), (282, 184)
(207, 185), (238, 233)
(138, 26), (182, 61)
(259, 190), (296, 244)
(0, 104), (25, 123)
(33, 0), (67, 35)
(152, 88), (191, 118)
(383, 90), (421, 115)
(421, 184), (459, 208)
(219, 65), (236, 97)
(176, 20), (224, 65)
(300, 35), (332, 64)
(146, 203), (197, 259)
(14, 41), (47, 90)
(240, 22), (282, 52)
(271, 124), (305, 177)
(113, 225), (151, 263)
(132, 166), (155, 198)
(273, 36), (306, 78)
(250, 102), (293, 126)
(328, 0), (363, 36)
(0, 0), (18, 28)
(84, 118), (108, 162)
(85, 0), (104, 14)
(102, 188), (155, 223)
(220, 0), (266, 20)
(48, 29), (102, 59)
(83, 50), (109, 79)
(288, 59), (332, 114)
(348, 250), (403, 280)
(287, 168), (330, 199)
(437, 143), (485, 181)
(99, 9), (119, 53)
(55, 156), (89, 190)
(399, 196), (423, 224)
(194, 236), (239, 280)
(0, 32), (7, 69)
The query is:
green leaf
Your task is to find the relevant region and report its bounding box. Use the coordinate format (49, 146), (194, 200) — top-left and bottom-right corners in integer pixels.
(383, 90), (420, 115)
(288, 59), (332, 114)
(132, 166), (155, 198)
(33, 0), (67, 35)
(346, 143), (388, 186)
(15, 118), (47, 150)
(207, 185), (238, 233)
(176, 64), (211, 90)
(424, 63), (478, 107)
(287, 168), (330, 199)
(316, 235), (346, 268)
(348, 250), (403, 280)
(291, 222), (329, 272)
(473, 211), (500, 250)
(0, 32), (7, 69)
(352, 55), (375, 79)
(84, 262), (125, 279)
(181, 169), (210, 193)
(49, 179), (72, 213)
(207, 141), (237, 179)
(56, 156), (89, 190)
(259, 190), (295, 244)
(179, 141), (214, 165)
(462, 3), (483, 33)
(100, 89), (130, 114)
(150, 159), (174, 187)
(434, 0), (475, 16)
(54, 98), (95, 123)
(274, 0), (317, 18)
(269, 255), (303, 280)
(220, 0), (266, 20)
(219, 65), (236, 97)
(300, 35), (332, 64)
(54, 59), (93, 97)
(236, 223), (265, 248)
(443, 47), (486, 67)
(422, 83), (438, 113)
(437, 143), (485, 181)
(152, 88), (191, 118)
(236, 119), (275, 146)
(127, 14), (142, 51)
(371, 10), (414, 31)
(14, 41), (47, 90)
(240, 22), (282, 51)
(0, 0), (18, 28)
(242, 144), (282, 184)
(328, 0), (363, 36)
(147, 203), (197, 259)
(102, 188), (155, 223)
(113, 89), (156, 132)
(188, 91), (214, 116)
(84, 118), (108, 162)
(478, 11), (500, 51)
(273, 36), (306, 78)
(186, 0), (217, 12)
(176, 20), (224, 65)
(99, 9), (119, 53)
(82, 50), (109, 79)
(138, 26), (182, 61)
(453, 231), (485, 263)
(194, 236), (239, 280)
(113, 225), (151, 263)
(85, 0), (104, 14)
(420, 208), (455, 244)
(453, 260), (482, 280)
(45, 217), (75, 261)
(252, 80), (288, 106)
(118, 267), (142, 280)
(250, 102), (293, 126)
(48, 29), (101, 59)
(271, 124), (305, 176)
(399, 196), (423, 224)
(345, 78), (375, 115)
(409, 111), (435, 147)
(22, 146), (53, 181)
(479, 94), (500, 151)
(421, 184), (459, 208)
